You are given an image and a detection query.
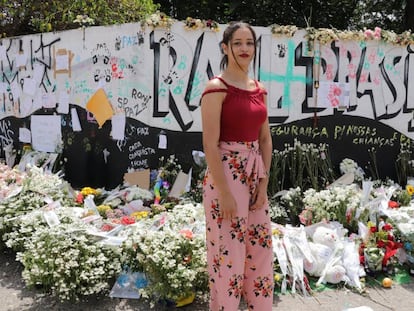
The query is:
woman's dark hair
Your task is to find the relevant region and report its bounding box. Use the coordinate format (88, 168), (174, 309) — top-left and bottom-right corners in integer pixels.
(219, 21), (257, 71)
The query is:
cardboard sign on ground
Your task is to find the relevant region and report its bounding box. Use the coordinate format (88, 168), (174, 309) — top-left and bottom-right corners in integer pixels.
(123, 169), (150, 190)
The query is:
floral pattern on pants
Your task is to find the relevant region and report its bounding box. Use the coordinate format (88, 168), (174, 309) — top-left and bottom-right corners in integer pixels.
(203, 141), (274, 311)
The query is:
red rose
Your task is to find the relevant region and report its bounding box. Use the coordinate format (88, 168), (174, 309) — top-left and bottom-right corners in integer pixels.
(388, 201), (400, 208)
(377, 240), (386, 248)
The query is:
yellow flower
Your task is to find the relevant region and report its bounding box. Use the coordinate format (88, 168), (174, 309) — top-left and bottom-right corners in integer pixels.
(274, 273), (282, 282)
(97, 204), (112, 216)
(272, 228), (281, 236)
(131, 211), (150, 220)
(80, 186), (99, 196)
(406, 184), (414, 196)
(175, 292), (195, 307)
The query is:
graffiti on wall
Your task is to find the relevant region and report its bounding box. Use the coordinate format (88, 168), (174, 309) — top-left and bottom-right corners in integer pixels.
(0, 22), (414, 179)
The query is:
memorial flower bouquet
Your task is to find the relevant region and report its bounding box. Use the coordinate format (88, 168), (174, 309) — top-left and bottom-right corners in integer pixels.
(0, 165), (74, 240)
(268, 198), (289, 224)
(270, 24), (298, 37)
(73, 15), (94, 27)
(132, 228), (207, 305)
(184, 17), (219, 32)
(339, 158), (365, 183)
(21, 165), (72, 202)
(0, 190), (45, 239)
(15, 222), (123, 301)
(4, 205), (83, 252)
(0, 162), (25, 200)
(144, 11), (174, 29)
(360, 219), (403, 273)
(385, 205), (414, 273)
(304, 27), (414, 47)
(269, 187), (301, 225)
(75, 186), (105, 205)
(299, 184), (363, 233)
(121, 203), (208, 306)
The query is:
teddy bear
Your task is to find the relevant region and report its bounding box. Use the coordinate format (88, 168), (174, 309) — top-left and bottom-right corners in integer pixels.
(304, 225), (347, 284)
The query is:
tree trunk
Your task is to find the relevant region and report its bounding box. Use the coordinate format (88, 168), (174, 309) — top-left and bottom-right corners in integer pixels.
(406, 0), (414, 31)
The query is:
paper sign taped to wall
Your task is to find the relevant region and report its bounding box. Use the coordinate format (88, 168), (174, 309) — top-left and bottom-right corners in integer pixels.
(31, 115), (62, 152)
(111, 113), (126, 140)
(19, 127), (31, 143)
(123, 169), (150, 190)
(86, 88), (114, 128)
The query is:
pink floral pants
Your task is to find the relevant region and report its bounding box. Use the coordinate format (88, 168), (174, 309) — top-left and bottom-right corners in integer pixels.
(203, 141), (274, 311)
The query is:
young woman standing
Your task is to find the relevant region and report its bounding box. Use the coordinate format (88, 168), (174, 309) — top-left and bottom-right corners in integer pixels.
(201, 21), (274, 310)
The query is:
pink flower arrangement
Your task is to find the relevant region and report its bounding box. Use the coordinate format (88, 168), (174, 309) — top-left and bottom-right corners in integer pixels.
(364, 27), (382, 40)
(121, 215), (136, 225)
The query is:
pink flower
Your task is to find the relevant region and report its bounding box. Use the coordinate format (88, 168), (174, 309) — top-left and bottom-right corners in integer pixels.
(121, 216), (136, 225)
(374, 27), (382, 39)
(299, 209), (312, 226)
(101, 224), (115, 232)
(75, 193), (84, 204)
(364, 29), (374, 39)
(179, 229), (194, 239)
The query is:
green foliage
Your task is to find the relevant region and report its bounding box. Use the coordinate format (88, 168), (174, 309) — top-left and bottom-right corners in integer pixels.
(394, 188), (412, 206)
(0, 0), (160, 37)
(157, 0), (412, 32)
(395, 140), (414, 186)
(268, 139), (337, 196)
(155, 0), (231, 24)
(2, 0), (412, 37)
(350, 0), (407, 33)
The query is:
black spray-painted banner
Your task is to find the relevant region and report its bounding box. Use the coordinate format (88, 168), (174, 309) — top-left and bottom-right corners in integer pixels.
(0, 22), (413, 186)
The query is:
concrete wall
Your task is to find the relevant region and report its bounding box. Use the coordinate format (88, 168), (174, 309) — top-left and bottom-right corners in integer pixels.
(0, 22), (413, 187)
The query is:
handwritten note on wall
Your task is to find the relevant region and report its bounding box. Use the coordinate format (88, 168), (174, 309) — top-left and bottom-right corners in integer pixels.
(31, 115), (62, 152)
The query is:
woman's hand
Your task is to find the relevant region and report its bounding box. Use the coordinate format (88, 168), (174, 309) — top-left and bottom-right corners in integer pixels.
(249, 179), (268, 211)
(219, 191), (238, 220)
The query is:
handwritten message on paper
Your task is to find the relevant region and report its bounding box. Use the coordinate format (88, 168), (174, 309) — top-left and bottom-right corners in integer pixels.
(31, 115), (62, 152)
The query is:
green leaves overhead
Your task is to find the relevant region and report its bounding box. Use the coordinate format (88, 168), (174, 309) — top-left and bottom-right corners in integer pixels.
(1, 0), (412, 37)
(0, 0), (160, 37)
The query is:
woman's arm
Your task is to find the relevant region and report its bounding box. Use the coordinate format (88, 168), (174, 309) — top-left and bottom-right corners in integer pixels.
(258, 85), (273, 180)
(258, 107), (273, 187)
(201, 79), (237, 219)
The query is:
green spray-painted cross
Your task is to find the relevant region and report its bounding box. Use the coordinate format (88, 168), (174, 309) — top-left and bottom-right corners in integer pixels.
(260, 40), (311, 108)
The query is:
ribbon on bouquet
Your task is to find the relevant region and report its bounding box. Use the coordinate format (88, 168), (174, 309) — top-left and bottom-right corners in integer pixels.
(272, 235), (289, 294)
(283, 227), (312, 296)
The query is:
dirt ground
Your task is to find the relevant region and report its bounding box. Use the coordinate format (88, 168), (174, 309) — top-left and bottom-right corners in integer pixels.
(1, 248), (413, 311)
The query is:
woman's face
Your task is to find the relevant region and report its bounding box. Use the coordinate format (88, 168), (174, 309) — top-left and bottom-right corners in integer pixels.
(222, 26), (255, 69)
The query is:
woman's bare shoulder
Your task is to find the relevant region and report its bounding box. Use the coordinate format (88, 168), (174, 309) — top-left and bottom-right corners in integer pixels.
(204, 76), (226, 91)
(256, 80), (266, 89)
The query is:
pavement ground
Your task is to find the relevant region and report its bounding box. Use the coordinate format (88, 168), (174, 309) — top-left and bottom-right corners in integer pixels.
(1, 249), (413, 311)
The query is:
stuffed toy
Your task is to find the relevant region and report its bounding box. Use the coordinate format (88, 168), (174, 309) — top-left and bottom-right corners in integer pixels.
(304, 226), (347, 284)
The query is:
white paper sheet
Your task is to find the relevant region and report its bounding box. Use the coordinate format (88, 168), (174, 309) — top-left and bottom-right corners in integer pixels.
(31, 115), (62, 152)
